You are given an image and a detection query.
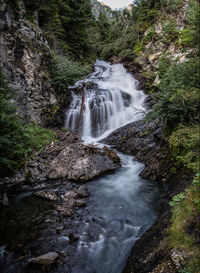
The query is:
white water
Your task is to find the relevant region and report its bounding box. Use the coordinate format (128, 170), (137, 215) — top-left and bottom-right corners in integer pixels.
(65, 60), (159, 273)
(65, 60), (147, 142)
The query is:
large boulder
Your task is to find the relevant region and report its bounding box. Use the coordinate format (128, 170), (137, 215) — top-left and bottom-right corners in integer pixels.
(48, 143), (120, 181)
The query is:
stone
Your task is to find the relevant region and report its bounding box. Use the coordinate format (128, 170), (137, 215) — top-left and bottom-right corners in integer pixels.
(56, 206), (73, 217)
(170, 249), (188, 269)
(61, 190), (77, 207)
(28, 252), (59, 265)
(75, 199), (87, 207)
(34, 190), (58, 201)
(47, 142), (120, 181)
(75, 185), (90, 198)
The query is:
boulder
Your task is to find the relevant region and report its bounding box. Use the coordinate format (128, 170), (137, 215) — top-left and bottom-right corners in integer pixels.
(47, 143), (120, 181)
(28, 252), (59, 265)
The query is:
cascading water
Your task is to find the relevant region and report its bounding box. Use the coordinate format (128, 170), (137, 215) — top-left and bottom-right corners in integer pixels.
(65, 60), (147, 142)
(65, 61), (160, 273)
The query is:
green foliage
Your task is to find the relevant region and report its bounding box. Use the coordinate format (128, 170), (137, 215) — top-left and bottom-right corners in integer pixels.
(134, 42), (144, 56)
(192, 173), (200, 185)
(186, 0), (200, 52)
(160, 0), (182, 13)
(0, 68), (30, 175)
(119, 49), (134, 59)
(169, 125), (200, 172)
(25, 124), (56, 151)
(51, 57), (90, 92)
(168, 174), (200, 272)
(150, 59), (199, 130)
(158, 56), (173, 79)
(0, 68), (55, 176)
(24, 0), (95, 59)
(169, 192), (186, 207)
(161, 21), (179, 44)
(179, 269), (191, 273)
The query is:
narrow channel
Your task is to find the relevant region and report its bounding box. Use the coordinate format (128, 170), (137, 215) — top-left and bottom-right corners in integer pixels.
(66, 60), (160, 273)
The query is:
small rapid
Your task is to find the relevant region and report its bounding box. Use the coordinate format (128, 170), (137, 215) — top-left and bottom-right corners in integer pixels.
(65, 61), (160, 273)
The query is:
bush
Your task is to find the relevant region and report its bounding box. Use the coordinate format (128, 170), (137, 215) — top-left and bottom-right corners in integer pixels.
(100, 44), (115, 60)
(0, 68), (30, 175)
(150, 59), (199, 130)
(161, 21), (179, 44)
(169, 125), (200, 172)
(51, 57), (90, 92)
(119, 49), (134, 59)
(133, 42), (144, 56)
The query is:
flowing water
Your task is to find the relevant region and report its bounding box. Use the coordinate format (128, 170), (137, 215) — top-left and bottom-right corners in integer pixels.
(65, 60), (146, 142)
(0, 61), (160, 273)
(65, 60), (160, 273)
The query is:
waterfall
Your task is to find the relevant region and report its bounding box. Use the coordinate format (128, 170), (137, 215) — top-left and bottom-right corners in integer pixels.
(65, 60), (147, 142)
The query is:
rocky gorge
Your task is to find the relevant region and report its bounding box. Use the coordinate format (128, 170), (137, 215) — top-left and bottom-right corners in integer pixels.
(0, 0), (199, 273)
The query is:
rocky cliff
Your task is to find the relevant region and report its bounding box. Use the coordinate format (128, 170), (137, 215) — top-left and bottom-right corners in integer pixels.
(91, 0), (114, 19)
(0, 0), (59, 126)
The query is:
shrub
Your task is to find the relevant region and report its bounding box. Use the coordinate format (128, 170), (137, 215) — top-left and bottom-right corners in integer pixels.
(100, 44), (115, 60)
(169, 125), (200, 172)
(150, 59), (199, 130)
(0, 68), (30, 175)
(133, 42), (144, 56)
(119, 49), (134, 59)
(161, 21), (179, 44)
(51, 57), (90, 92)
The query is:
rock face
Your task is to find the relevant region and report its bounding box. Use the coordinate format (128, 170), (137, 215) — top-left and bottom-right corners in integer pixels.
(103, 119), (169, 182)
(0, 0), (64, 126)
(48, 142), (120, 181)
(90, 0), (114, 19)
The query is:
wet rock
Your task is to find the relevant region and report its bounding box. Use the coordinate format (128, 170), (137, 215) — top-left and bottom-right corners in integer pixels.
(34, 190), (58, 201)
(75, 199), (87, 207)
(55, 206), (73, 217)
(75, 185), (90, 198)
(103, 119), (169, 182)
(48, 142), (120, 181)
(61, 190), (77, 206)
(28, 252), (59, 265)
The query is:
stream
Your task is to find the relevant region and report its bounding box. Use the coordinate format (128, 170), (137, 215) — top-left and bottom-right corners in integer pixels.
(0, 60), (161, 273)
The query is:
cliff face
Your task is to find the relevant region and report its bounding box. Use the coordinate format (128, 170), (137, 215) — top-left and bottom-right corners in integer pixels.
(0, 0), (58, 126)
(91, 0), (113, 19)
